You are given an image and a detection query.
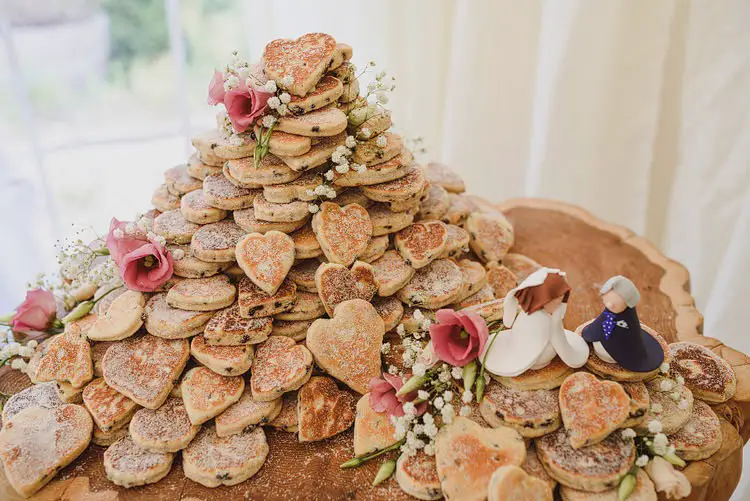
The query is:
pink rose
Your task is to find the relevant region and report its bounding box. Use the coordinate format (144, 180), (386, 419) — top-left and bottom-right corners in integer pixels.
(105, 217), (173, 292)
(119, 241), (174, 292)
(429, 309), (489, 367)
(11, 289), (57, 333)
(207, 69), (226, 106)
(369, 373), (428, 418)
(223, 80), (273, 133)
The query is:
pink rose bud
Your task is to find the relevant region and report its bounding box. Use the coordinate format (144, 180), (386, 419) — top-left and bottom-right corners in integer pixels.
(10, 289), (57, 333)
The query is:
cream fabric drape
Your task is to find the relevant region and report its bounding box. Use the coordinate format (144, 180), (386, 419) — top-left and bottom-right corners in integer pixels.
(252, 0), (750, 343)
(250, 3), (750, 492)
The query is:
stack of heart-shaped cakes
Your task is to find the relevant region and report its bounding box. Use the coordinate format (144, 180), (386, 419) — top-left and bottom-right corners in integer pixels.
(2, 30), (734, 501)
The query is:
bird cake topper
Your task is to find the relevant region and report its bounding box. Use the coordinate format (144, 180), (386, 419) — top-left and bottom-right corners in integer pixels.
(581, 275), (665, 372)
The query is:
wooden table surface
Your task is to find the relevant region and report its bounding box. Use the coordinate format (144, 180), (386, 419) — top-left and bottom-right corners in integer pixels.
(0, 198), (747, 501)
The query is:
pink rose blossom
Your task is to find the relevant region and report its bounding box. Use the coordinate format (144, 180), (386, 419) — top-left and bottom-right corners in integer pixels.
(223, 80), (273, 133)
(429, 309), (489, 367)
(369, 373), (428, 418)
(105, 218), (173, 292)
(119, 242), (174, 292)
(207, 69), (226, 106)
(11, 289), (57, 333)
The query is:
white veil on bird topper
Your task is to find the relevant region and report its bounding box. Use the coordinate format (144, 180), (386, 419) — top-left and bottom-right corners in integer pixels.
(483, 267), (589, 377)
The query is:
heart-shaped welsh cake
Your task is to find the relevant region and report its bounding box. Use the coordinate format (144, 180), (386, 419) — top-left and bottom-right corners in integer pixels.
(263, 33), (337, 97)
(102, 335), (189, 409)
(394, 220), (449, 269)
(181, 366), (244, 425)
(315, 261), (377, 316)
(488, 465), (553, 501)
(297, 376), (356, 442)
(312, 202), (372, 266)
(306, 299), (384, 394)
(235, 231), (296, 295)
(82, 377), (139, 432)
(435, 416), (526, 501)
(353, 393), (398, 456)
(34, 322), (94, 389)
(0, 404), (93, 498)
(250, 336), (313, 402)
(559, 372), (630, 449)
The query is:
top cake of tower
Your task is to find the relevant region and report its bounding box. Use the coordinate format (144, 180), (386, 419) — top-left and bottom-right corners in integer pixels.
(263, 33), (350, 97)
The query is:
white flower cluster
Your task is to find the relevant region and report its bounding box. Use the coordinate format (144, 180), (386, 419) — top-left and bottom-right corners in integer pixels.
(222, 50), (265, 92)
(262, 115), (277, 128)
(280, 75), (294, 88)
(267, 92), (291, 116)
(393, 411), (440, 457)
(0, 333), (38, 373)
(364, 64), (396, 105)
(401, 336), (420, 368)
(647, 419), (663, 434)
(42, 231), (122, 309)
(412, 309), (432, 332)
(659, 379), (674, 392)
(145, 231), (167, 248)
(406, 136), (427, 156)
(305, 185), (337, 200)
(651, 432), (671, 456)
(331, 145), (353, 173)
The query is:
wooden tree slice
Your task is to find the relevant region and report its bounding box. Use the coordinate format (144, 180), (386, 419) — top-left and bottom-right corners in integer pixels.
(0, 197), (746, 501)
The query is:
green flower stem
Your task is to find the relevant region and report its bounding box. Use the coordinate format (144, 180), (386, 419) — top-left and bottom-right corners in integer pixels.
(254, 123), (275, 168)
(475, 376), (486, 403)
(62, 285), (122, 325)
(0, 312), (15, 324)
(372, 459), (396, 486)
(93, 248), (110, 256)
(340, 439), (405, 469)
(476, 328), (503, 402)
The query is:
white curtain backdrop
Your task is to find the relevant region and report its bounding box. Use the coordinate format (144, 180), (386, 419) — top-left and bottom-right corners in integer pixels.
(1, 0), (749, 494)
(246, 0), (750, 350)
